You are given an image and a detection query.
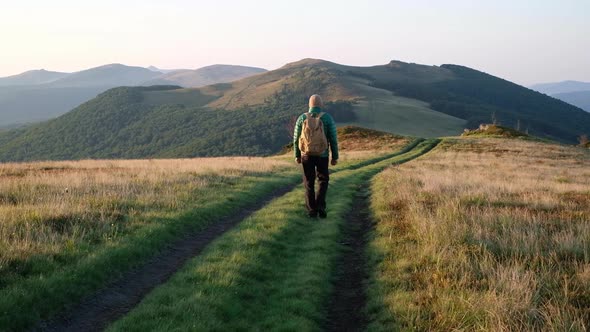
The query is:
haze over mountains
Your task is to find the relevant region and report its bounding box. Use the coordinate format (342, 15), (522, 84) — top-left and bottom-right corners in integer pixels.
(530, 80), (590, 112)
(530, 81), (590, 95)
(0, 69), (69, 86)
(0, 64), (267, 127)
(0, 58), (589, 162)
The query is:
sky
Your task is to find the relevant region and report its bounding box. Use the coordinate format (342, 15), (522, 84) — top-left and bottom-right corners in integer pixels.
(0, 0), (588, 85)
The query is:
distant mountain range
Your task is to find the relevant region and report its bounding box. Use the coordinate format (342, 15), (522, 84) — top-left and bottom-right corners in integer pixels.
(143, 65), (267, 87)
(0, 64), (267, 127)
(530, 81), (590, 95)
(530, 80), (590, 112)
(552, 91), (590, 112)
(0, 58), (589, 162)
(0, 69), (69, 86)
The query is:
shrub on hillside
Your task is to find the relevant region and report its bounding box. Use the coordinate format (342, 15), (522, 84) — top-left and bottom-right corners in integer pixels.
(462, 124), (529, 138)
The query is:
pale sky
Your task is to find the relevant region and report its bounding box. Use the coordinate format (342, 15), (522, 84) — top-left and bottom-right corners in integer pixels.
(1, 0), (588, 85)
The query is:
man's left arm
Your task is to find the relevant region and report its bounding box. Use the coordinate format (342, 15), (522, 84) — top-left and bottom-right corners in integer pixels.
(293, 114), (304, 163)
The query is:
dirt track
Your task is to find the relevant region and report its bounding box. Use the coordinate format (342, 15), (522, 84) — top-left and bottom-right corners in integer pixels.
(35, 183), (297, 332)
(324, 183), (372, 332)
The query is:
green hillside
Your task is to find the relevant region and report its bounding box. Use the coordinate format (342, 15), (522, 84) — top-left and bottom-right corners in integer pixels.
(0, 59), (589, 161)
(370, 64), (590, 142)
(0, 85), (304, 161)
(0, 64), (267, 127)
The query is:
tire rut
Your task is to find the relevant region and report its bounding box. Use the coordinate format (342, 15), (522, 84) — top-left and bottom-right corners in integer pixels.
(324, 184), (372, 332)
(35, 183), (298, 332)
(323, 139), (440, 332)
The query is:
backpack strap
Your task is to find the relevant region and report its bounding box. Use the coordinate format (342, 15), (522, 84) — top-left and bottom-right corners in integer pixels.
(306, 112), (324, 118)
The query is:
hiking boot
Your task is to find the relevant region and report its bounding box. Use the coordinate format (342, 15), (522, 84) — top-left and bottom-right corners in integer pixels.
(318, 210), (327, 219)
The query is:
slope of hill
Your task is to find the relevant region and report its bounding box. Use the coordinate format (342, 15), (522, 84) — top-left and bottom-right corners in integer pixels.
(142, 65), (267, 87)
(1, 59), (590, 161)
(530, 80), (590, 95)
(0, 86), (106, 125)
(0, 69), (68, 86)
(175, 58), (466, 137)
(147, 58), (590, 142)
(552, 90), (590, 112)
(0, 85), (299, 161)
(371, 64), (590, 142)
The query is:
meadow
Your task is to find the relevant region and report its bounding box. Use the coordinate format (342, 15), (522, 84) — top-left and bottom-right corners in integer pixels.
(0, 156), (300, 330)
(345, 95), (466, 138)
(2, 132), (589, 331)
(368, 137), (590, 331)
(0, 129), (410, 331)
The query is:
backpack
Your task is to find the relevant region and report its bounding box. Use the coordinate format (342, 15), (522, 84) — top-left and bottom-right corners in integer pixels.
(299, 112), (328, 156)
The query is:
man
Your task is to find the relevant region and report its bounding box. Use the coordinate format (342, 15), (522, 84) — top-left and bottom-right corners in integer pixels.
(293, 94), (339, 218)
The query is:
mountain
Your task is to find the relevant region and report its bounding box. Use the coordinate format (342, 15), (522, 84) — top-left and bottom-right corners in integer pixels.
(0, 58), (589, 162)
(0, 69), (68, 86)
(46, 64), (161, 87)
(0, 64), (267, 127)
(553, 90), (590, 112)
(0, 64), (159, 127)
(141, 65), (267, 87)
(530, 80), (590, 95)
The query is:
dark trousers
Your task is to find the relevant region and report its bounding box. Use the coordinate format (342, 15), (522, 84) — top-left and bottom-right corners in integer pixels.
(301, 155), (329, 213)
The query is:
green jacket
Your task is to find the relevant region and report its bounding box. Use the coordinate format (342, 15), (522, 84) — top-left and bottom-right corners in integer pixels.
(293, 107), (339, 159)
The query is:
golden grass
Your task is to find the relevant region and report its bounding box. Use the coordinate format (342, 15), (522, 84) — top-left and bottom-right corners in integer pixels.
(370, 137), (590, 331)
(0, 157), (290, 278)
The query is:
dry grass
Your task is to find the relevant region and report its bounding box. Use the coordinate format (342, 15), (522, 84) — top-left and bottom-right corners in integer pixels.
(0, 157), (290, 284)
(369, 138), (590, 331)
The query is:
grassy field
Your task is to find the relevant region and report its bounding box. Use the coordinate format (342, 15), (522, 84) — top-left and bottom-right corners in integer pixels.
(0, 130), (409, 331)
(0, 157), (301, 330)
(3, 131), (588, 331)
(344, 95), (466, 138)
(106, 139), (439, 331)
(368, 137), (590, 331)
(339, 82), (466, 138)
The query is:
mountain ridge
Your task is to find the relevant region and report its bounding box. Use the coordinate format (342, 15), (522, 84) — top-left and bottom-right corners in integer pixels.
(0, 58), (589, 162)
(0, 69), (69, 86)
(0, 63), (268, 127)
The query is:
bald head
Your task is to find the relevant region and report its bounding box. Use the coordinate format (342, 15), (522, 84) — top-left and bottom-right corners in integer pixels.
(309, 94), (323, 108)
